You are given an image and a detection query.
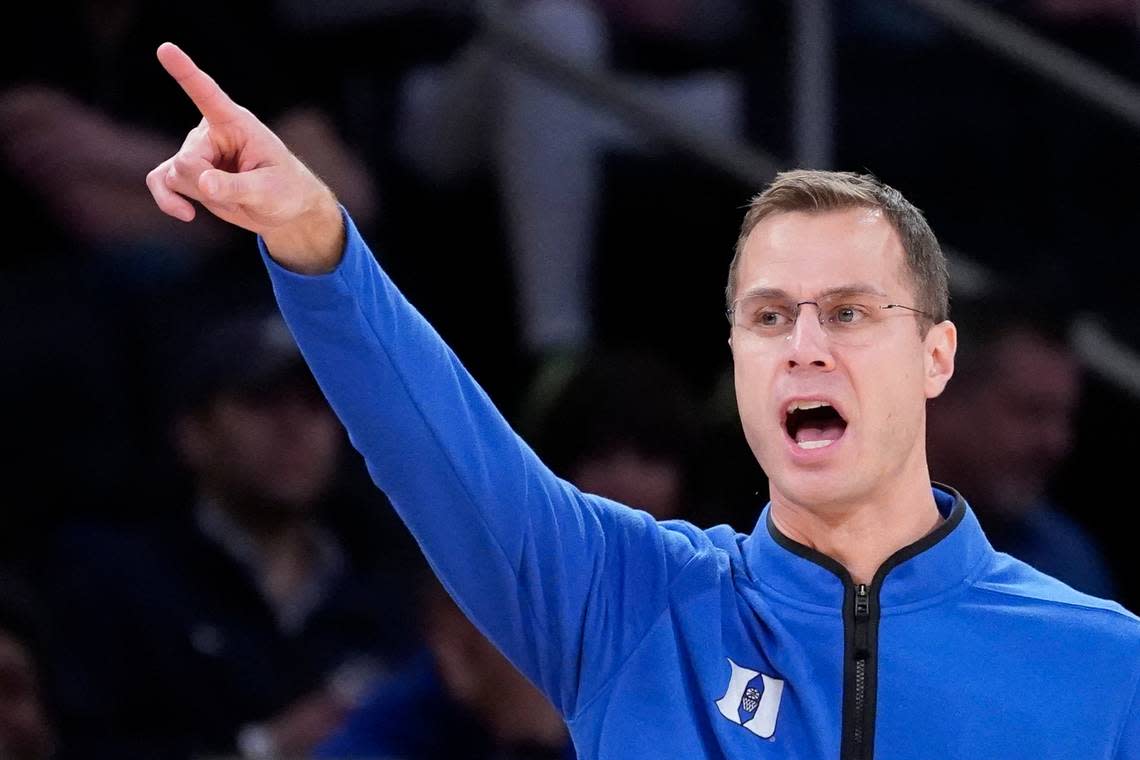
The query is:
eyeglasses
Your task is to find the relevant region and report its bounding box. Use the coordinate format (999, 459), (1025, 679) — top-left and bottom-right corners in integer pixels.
(726, 293), (933, 348)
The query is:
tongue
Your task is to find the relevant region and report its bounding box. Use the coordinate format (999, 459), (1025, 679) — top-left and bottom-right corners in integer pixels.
(794, 420), (846, 444)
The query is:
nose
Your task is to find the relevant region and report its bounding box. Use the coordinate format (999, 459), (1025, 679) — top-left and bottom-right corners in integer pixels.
(785, 303), (835, 370)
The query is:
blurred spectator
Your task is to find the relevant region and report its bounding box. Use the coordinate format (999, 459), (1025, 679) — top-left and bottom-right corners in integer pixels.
(396, 0), (748, 354)
(927, 294), (1115, 598)
(0, 0), (382, 553)
(318, 576), (572, 760)
(36, 311), (417, 760)
(0, 576), (56, 760)
(520, 350), (701, 520)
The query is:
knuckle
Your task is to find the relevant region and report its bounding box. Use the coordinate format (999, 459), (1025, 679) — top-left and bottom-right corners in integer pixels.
(148, 177), (167, 199)
(182, 128), (207, 152)
(171, 154), (197, 177)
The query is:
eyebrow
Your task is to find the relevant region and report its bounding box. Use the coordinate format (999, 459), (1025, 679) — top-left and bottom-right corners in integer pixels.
(737, 283), (890, 301)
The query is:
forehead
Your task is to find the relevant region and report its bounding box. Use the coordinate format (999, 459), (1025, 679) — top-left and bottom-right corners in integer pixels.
(737, 207), (909, 298)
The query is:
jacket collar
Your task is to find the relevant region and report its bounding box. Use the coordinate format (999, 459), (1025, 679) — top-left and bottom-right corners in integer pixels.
(743, 484), (992, 609)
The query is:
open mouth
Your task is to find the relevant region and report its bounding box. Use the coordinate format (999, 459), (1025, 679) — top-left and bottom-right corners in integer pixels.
(785, 401), (848, 451)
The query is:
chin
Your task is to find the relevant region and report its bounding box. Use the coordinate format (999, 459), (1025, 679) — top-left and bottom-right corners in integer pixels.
(260, 484), (324, 513)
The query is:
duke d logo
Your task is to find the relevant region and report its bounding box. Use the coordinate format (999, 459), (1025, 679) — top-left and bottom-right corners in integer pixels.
(715, 658), (784, 739)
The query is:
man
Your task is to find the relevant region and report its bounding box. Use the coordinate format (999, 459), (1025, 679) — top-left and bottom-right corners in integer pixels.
(40, 310), (415, 759)
(520, 350), (700, 521)
(146, 43), (1140, 758)
(318, 574), (573, 760)
(927, 295), (1116, 598)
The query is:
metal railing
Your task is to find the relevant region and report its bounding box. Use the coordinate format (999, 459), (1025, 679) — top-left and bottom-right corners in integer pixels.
(903, 0), (1140, 132)
(478, 0), (779, 187)
(474, 0), (1140, 400)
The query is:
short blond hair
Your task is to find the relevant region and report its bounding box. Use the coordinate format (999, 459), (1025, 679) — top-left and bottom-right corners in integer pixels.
(725, 170), (949, 326)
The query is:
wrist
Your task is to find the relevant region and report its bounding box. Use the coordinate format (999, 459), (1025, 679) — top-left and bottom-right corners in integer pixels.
(262, 187), (345, 275)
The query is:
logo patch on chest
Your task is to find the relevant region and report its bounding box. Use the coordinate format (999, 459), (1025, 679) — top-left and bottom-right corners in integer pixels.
(715, 658), (784, 739)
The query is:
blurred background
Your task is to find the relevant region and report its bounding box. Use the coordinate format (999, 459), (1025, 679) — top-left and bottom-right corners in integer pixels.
(1, 0), (1137, 757)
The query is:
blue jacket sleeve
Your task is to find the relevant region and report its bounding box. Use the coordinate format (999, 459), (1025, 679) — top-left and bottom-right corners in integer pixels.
(1116, 673), (1140, 759)
(260, 211), (704, 718)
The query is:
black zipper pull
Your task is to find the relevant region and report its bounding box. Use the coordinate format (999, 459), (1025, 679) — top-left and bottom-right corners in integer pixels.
(854, 584), (870, 659)
(855, 584), (870, 618)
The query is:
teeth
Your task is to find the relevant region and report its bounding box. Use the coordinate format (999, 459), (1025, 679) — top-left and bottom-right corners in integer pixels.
(797, 440), (834, 450)
(787, 400), (832, 414)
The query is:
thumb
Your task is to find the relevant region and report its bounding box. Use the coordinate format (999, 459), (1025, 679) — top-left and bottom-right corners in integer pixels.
(199, 167), (269, 207)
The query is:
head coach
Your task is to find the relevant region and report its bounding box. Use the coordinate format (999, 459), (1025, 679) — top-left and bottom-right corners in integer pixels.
(146, 43), (1140, 759)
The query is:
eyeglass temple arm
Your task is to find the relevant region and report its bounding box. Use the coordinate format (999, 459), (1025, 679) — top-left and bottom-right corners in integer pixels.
(882, 303), (933, 318)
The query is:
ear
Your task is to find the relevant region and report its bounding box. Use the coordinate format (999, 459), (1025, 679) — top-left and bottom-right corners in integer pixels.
(923, 320), (956, 399)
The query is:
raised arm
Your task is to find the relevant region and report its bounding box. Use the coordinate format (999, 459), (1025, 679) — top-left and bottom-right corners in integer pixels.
(146, 44), (707, 718)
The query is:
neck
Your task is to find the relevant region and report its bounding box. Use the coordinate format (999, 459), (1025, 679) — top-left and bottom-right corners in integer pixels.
(202, 490), (314, 557)
(768, 472), (943, 585)
(202, 492), (322, 610)
(207, 484), (295, 527)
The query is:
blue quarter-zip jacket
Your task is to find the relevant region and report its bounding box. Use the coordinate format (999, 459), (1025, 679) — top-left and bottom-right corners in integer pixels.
(261, 211), (1140, 759)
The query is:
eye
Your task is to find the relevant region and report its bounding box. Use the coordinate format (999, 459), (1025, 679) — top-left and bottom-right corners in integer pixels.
(757, 309), (784, 327)
(753, 306), (793, 329)
(830, 304), (867, 325)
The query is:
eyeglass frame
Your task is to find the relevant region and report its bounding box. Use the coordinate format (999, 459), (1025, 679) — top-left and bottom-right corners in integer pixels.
(725, 295), (935, 341)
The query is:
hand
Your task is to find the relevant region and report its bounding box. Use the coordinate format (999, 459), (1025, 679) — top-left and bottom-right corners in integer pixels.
(146, 42), (344, 273)
(265, 687), (354, 756)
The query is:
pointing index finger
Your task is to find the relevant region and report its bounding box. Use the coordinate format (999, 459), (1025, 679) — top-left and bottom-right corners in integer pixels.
(156, 42), (243, 124)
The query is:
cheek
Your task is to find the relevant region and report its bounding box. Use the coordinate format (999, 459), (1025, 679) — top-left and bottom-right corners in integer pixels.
(213, 411), (302, 480)
(860, 354), (926, 438)
(207, 415), (270, 466)
(235, 420), (281, 459)
(301, 413), (342, 462)
(733, 356), (777, 436)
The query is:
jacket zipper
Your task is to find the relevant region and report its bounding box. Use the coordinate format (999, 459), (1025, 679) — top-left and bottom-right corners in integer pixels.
(843, 582), (876, 760)
(763, 493), (965, 760)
